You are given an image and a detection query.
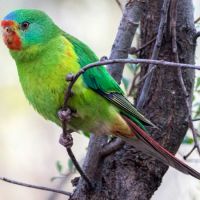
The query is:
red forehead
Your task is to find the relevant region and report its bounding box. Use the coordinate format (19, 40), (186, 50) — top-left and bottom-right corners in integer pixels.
(1, 20), (15, 27)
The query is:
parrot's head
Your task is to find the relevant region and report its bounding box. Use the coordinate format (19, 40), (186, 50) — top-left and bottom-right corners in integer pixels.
(1, 9), (59, 54)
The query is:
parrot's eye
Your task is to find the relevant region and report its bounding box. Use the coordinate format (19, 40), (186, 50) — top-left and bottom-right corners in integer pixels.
(20, 21), (30, 31)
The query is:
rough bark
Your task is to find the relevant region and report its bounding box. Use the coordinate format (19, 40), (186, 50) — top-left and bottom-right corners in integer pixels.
(70, 0), (196, 199)
(108, 0), (146, 84)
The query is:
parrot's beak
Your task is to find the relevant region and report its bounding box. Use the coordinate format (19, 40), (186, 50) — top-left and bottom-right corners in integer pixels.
(1, 20), (21, 50)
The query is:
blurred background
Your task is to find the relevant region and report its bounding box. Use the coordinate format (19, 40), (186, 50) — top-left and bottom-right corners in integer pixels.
(0, 0), (200, 200)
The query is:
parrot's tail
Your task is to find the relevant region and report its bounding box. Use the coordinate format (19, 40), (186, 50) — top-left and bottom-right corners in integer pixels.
(122, 116), (200, 180)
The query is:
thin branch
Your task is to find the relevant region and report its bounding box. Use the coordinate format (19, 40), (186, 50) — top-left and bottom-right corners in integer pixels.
(134, 66), (156, 86)
(170, 0), (200, 159)
(107, 0), (147, 83)
(0, 177), (71, 196)
(193, 118), (200, 122)
(63, 57), (200, 113)
(194, 16), (200, 24)
(66, 148), (92, 188)
(115, 0), (123, 11)
(183, 118), (200, 161)
(100, 138), (125, 157)
(68, 2), (148, 195)
(128, 72), (140, 96)
(188, 120), (200, 156)
(129, 36), (156, 55)
(60, 57), (200, 189)
(137, 0), (171, 109)
(193, 31), (200, 44)
(58, 127), (92, 188)
(183, 146), (196, 160)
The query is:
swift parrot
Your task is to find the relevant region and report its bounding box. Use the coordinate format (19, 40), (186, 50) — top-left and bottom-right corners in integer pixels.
(1, 9), (200, 180)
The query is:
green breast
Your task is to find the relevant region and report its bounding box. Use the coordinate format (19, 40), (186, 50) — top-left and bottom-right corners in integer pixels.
(14, 36), (118, 132)
(15, 36), (81, 124)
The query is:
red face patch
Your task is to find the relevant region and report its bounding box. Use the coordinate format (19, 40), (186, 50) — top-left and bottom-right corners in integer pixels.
(1, 20), (14, 28)
(1, 20), (22, 51)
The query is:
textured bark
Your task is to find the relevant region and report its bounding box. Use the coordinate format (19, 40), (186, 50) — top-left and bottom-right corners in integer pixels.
(70, 0), (196, 199)
(108, 0), (146, 84)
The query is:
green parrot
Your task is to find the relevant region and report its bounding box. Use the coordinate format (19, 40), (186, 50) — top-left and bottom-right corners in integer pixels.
(1, 9), (200, 180)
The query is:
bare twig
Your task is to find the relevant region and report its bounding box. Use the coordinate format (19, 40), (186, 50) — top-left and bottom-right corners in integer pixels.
(61, 56), (200, 130)
(62, 57), (200, 115)
(137, 0), (171, 109)
(0, 177), (71, 196)
(70, 3), (148, 196)
(108, 0), (147, 83)
(170, 0), (200, 159)
(128, 72), (140, 96)
(135, 66), (156, 86)
(183, 146), (196, 160)
(48, 172), (74, 200)
(184, 120), (200, 160)
(193, 31), (200, 44)
(60, 57), (200, 164)
(100, 138), (125, 157)
(129, 37), (156, 55)
(66, 148), (92, 188)
(193, 118), (200, 122)
(188, 120), (200, 155)
(60, 57), (200, 189)
(60, 87), (93, 188)
(58, 126), (92, 188)
(115, 0), (123, 11)
(194, 16), (200, 24)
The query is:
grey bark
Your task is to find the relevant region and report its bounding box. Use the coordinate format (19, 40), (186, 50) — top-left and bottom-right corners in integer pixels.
(70, 0), (196, 199)
(107, 0), (146, 84)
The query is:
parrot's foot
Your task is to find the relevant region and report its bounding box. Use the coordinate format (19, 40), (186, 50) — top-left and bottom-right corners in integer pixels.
(58, 109), (72, 122)
(66, 73), (74, 82)
(59, 133), (73, 148)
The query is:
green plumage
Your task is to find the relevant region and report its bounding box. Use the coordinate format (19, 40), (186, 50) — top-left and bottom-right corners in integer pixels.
(3, 9), (200, 180)
(3, 9), (152, 134)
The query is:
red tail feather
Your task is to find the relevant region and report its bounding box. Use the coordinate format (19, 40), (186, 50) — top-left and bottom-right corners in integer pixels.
(123, 116), (200, 180)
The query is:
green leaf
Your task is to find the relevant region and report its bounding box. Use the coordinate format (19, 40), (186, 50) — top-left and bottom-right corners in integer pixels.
(68, 159), (75, 172)
(122, 77), (129, 91)
(183, 136), (194, 144)
(56, 161), (63, 173)
(194, 105), (200, 118)
(195, 77), (200, 89)
(82, 131), (90, 138)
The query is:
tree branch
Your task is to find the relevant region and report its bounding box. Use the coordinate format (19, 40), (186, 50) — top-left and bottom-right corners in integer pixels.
(170, 0), (200, 160)
(193, 118), (200, 122)
(137, 0), (171, 109)
(60, 57), (200, 185)
(100, 138), (125, 157)
(193, 31), (200, 43)
(107, 0), (147, 83)
(115, 0), (123, 11)
(70, 2), (147, 198)
(129, 36), (156, 55)
(69, 0), (197, 199)
(62, 57), (200, 121)
(194, 16), (200, 24)
(0, 177), (71, 197)
(183, 120), (200, 160)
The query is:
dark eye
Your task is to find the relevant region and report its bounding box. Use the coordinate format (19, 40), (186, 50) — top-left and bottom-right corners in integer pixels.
(21, 21), (30, 30)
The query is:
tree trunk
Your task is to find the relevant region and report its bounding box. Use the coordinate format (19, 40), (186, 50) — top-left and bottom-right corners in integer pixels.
(70, 0), (196, 199)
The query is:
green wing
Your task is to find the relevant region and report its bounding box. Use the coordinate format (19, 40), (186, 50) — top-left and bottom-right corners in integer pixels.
(63, 32), (123, 94)
(63, 32), (154, 127)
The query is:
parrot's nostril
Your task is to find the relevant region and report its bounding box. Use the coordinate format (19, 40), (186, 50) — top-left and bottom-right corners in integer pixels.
(5, 26), (13, 33)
